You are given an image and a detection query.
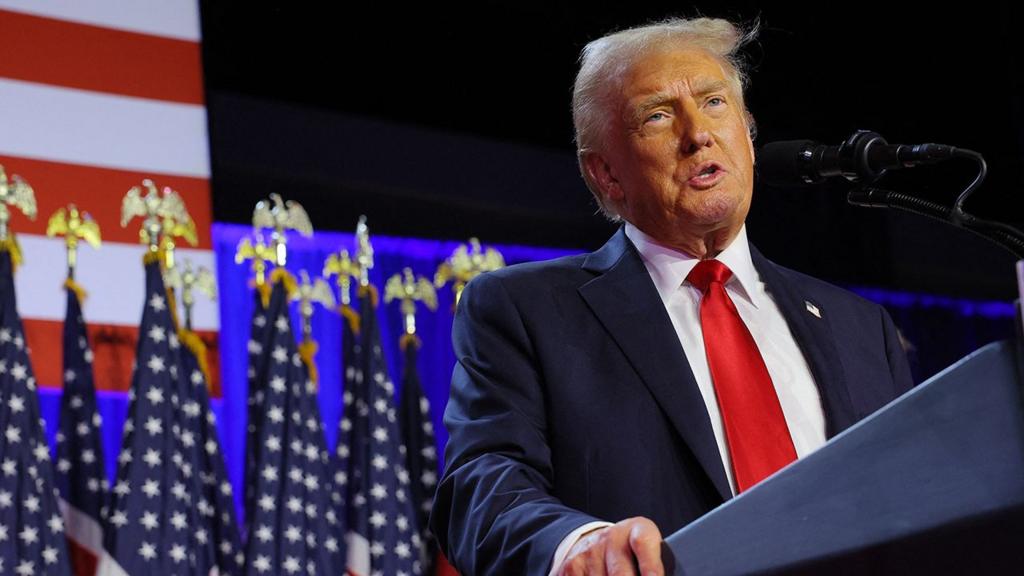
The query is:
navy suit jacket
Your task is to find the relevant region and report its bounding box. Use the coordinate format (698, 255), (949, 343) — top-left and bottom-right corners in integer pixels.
(432, 228), (914, 575)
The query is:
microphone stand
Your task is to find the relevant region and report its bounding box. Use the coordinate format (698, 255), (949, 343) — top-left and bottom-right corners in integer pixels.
(845, 146), (1024, 259)
(847, 185), (1024, 259)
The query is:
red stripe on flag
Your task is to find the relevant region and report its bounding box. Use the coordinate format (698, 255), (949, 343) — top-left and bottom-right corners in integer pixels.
(23, 318), (223, 397)
(0, 9), (203, 105)
(66, 535), (101, 576)
(0, 155), (212, 249)
(435, 552), (461, 576)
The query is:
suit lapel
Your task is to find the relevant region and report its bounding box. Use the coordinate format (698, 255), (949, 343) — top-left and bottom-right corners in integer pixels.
(750, 246), (858, 436)
(578, 229), (732, 501)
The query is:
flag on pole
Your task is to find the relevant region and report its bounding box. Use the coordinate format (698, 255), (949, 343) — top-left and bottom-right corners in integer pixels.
(54, 280), (115, 575)
(166, 253), (245, 574)
(397, 335), (446, 575)
(383, 263), (456, 576)
(322, 247), (359, 562)
(244, 289), (271, 531)
(104, 258), (227, 574)
(337, 286), (421, 576)
(242, 274), (342, 575)
(179, 328), (245, 574)
(330, 296), (359, 561)
(239, 235), (275, 533)
(0, 247), (73, 575)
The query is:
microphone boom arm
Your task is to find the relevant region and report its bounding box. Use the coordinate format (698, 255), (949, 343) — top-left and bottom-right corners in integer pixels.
(848, 184), (1024, 259)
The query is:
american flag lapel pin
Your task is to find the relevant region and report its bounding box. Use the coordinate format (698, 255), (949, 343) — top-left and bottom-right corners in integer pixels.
(805, 301), (821, 318)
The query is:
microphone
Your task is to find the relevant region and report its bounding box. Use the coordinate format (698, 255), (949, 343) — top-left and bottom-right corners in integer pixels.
(757, 130), (958, 186)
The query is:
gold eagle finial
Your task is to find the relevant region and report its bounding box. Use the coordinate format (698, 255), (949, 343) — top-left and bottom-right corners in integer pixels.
(323, 248), (360, 307)
(235, 233), (276, 287)
(252, 193), (313, 266)
(385, 267), (437, 337)
(46, 204), (102, 279)
(167, 258), (216, 331)
(0, 165), (37, 262)
(291, 270), (337, 342)
(435, 237), (506, 304)
(121, 179), (196, 269)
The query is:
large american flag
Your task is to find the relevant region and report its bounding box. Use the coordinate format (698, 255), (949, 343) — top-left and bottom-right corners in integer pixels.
(2, 0), (221, 400)
(0, 249), (73, 575)
(243, 277), (342, 575)
(336, 288), (421, 576)
(54, 282), (113, 574)
(104, 259), (235, 574)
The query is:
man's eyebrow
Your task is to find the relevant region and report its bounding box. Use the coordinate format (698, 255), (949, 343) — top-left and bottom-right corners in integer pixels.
(627, 80), (734, 122)
(692, 79), (730, 96)
(631, 92), (676, 118)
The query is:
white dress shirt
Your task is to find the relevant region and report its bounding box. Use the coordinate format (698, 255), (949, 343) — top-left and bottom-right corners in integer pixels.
(550, 224), (827, 575)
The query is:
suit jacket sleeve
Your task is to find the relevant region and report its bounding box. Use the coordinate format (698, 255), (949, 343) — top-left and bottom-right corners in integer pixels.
(431, 271), (602, 575)
(880, 304), (915, 396)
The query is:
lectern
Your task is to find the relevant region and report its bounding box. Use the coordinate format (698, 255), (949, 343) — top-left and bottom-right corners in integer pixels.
(665, 340), (1024, 575)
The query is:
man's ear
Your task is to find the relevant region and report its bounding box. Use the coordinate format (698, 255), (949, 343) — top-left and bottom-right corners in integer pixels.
(745, 110), (757, 164)
(582, 151), (624, 205)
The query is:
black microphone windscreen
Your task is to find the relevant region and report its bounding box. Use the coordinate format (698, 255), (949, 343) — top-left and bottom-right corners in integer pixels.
(756, 140), (816, 187)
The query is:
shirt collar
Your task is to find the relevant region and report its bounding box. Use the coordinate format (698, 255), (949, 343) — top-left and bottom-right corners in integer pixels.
(624, 222), (762, 309)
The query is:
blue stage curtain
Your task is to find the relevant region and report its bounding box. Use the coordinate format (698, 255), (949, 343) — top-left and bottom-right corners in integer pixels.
(851, 287), (1017, 384)
(37, 223), (1018, 517)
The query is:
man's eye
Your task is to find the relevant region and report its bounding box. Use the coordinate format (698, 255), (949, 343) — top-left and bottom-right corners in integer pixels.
(707, 97), (725, 107)
(646, 112), (669, 122)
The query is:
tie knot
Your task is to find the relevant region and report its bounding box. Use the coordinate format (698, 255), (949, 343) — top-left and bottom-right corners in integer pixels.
(687, 259), (733, 293)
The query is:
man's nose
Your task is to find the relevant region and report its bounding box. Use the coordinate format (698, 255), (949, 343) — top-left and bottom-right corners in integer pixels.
(678, 106), (713, 154)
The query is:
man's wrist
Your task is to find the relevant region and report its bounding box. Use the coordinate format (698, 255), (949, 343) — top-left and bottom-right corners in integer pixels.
(549, 521), (614, 576)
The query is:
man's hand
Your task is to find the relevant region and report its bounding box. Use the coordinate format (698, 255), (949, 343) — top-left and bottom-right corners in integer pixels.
(557, 516), (664, 576)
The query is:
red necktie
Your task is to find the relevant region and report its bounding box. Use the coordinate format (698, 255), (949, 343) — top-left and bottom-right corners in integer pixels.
(687, 259), (796, 492)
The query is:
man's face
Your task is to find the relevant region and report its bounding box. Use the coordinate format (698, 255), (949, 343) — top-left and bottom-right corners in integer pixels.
(586, 48), (755, 252)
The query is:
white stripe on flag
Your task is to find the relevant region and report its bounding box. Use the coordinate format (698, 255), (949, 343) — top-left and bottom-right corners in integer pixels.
(16, 234), (220, 330)
(0, 78), (210, 178)
(346, 531), (371, 576)
(0, 0), (200, 41)
(59, 498), (131, 576)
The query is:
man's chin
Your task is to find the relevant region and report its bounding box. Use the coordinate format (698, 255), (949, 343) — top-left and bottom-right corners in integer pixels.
(681, 193), (744, 229)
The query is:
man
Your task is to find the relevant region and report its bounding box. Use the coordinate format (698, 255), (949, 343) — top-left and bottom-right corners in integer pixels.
(432, 17), (913, 576)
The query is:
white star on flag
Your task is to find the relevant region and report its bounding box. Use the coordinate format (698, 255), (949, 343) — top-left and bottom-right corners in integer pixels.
(148, 293), (166, 312)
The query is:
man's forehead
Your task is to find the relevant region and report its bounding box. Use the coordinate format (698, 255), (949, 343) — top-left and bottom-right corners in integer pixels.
(620, 48), (732, 96)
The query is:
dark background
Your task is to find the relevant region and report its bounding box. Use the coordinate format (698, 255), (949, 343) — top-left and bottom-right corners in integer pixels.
(198, 2), (1024, 300)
